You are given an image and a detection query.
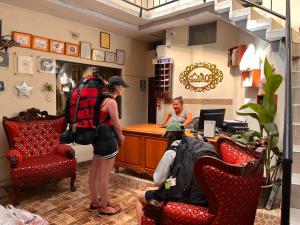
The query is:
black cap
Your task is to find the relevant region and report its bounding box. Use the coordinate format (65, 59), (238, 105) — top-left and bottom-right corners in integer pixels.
(108, 76), (129, 88)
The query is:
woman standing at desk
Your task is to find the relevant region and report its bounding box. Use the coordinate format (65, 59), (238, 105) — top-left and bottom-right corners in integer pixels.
(159, 96), (192, 128)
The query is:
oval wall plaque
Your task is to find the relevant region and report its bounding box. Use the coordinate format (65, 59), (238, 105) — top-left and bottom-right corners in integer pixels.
(179, 62), (223, 92)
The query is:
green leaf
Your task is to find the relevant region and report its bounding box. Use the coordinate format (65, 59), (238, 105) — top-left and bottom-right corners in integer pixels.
(263, 74), (283, 116)
(231, 134), (242, 139)
(234, 137), (248, 145)
(264, 58), (273, 81)
(258, 107), (274, 123)
(236, 111), (259, 121)
(262, 123), (279, 146)
(239, 103), (260, 113)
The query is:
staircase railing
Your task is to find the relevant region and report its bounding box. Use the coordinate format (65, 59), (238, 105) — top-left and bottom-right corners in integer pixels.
(240, 0), (285, 19)
(241, 0), (292, 224)
(121, 0), (180, 16)
(281, 0), (292, 224)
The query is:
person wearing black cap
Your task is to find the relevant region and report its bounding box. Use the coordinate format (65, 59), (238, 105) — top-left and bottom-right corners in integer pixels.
(89, 76), (129, 217)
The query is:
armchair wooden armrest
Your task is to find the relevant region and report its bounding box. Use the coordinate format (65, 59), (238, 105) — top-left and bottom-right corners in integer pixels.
(55, 144), (75, 159)
(6, 149), (23, 168)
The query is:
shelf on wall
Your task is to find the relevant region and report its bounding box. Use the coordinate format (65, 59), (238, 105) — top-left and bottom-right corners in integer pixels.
(228, 45), (247, 67)
(241, 69), (261, 88)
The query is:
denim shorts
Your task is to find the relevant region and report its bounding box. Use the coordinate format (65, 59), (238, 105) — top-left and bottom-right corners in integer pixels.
(92, 137), (119, 159)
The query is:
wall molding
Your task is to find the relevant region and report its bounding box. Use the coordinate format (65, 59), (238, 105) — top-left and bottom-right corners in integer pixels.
(184, 98), (233, 105)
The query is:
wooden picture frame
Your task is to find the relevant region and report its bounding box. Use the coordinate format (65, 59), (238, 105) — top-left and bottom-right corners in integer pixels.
(32, 36), (49, 52)
(92, 49), (105, 62)
(80, 41), (92, 60)
(50, 40), (65, 54)
(100, 32), (110, 49)
(12, 31), (31, 48)
(116, 49), (125, 65)
(105, 51), (115, 63)
(65, 43), (79, 57)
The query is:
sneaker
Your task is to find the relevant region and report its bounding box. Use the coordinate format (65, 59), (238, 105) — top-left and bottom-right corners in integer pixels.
(88, 198), (101, 212)
(97, 202), (121, 217)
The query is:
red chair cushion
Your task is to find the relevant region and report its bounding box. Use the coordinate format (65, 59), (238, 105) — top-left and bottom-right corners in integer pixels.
(162, 202), (215, 225)
(201, 165), (262, 225)
(220, 142), (253, 164)
(11, 154), (76, 186)
(141, 216), (156, 225)
(4, 118), (65, 158)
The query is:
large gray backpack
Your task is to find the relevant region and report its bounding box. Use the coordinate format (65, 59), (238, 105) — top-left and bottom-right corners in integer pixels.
(159, 136), (220, 206)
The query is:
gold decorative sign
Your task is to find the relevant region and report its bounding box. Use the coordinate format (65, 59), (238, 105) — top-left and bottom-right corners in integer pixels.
(179, 62), (223, 92)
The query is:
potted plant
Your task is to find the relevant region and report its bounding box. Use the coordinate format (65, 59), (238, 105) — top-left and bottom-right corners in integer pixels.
(232, 57), (283, 208)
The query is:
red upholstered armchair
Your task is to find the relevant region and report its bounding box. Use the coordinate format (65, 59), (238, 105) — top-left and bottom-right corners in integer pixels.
(3, 108), (77, 203)
(142, 135), (264, 225)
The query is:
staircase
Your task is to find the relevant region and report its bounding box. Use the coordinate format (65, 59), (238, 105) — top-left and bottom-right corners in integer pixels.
(213, 0), (286, 47)
(212, 0), (300, 223)
(291, 55), (300, 225)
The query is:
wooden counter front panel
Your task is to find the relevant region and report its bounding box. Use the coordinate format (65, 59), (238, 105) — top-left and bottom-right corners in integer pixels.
(145, 138), (168, 171)
(118, 134), (142, 168)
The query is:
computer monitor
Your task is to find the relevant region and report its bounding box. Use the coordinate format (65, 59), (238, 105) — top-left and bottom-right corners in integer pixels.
(198, 109), (225, 131)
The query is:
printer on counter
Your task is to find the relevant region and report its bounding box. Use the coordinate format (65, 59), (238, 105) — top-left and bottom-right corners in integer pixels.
(223, 120), (249, 134)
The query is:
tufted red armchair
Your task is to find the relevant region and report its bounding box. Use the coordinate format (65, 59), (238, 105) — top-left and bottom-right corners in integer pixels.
(3, 108), (77, 204)
(142, 135), (264, 225)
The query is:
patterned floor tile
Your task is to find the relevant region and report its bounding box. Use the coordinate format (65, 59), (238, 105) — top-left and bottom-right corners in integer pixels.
(0, 164), (281, 225)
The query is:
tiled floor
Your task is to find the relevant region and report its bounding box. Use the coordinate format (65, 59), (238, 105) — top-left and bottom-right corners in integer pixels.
(0, 163), (281, 225)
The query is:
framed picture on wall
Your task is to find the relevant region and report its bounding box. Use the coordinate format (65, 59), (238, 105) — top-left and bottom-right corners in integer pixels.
(38, 58), (56, 74)
(12, 31), (31, 48)
(105, 51), (115, 63)
(116, 49), (125, 65)
(65, 43), (79, 57)
(92, 49), (105, 62)
(80, 41), (92, 59)
(100, 32), (110, 49)
(32, 36), (49, 52)
(50, 40), (65, 54)
(17, 55), (34, 75)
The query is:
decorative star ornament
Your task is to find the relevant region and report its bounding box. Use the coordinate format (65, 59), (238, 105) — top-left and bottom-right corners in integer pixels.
(16, 81), (33, 96)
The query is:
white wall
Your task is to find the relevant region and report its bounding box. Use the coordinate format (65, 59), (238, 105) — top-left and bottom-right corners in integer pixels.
(155, 19), (284, 148)
(0, 3), (149, 186)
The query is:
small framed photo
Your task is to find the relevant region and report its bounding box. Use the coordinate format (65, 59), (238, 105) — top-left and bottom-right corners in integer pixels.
(50, 40), (65, 54)
(92, 49), (105, 62)
(32, 36), (49, 52)
(17, 55), (34, 75)
(38, 58), (56, 74)
(116, 49), (125, 65)
(12, 31), (31, 48)
(105, 51), (115, 63)
(100, 32), (110, 49)
(65, 43), (79, 57)
(80, 41), (92, 59)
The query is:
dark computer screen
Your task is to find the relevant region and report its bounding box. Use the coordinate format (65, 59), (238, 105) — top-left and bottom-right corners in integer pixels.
(198, 109), (225, 131)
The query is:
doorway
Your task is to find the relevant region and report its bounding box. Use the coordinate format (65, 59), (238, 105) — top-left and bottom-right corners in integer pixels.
(56, 61), (122, 116)
(148, 77), (156, 123)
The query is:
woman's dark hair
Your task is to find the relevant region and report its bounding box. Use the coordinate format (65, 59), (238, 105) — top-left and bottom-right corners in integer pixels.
(166, 131), (185, 148)
(107, 84), (116, 93)
(173, 96), (183, 105)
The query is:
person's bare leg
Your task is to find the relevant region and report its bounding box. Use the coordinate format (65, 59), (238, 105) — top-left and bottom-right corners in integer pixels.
(99, 157), (116, 208)
(89, 156), (101, 207)
(136, 191), (147, 225)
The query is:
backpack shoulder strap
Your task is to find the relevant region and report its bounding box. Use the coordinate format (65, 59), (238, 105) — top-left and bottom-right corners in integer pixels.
(73, 84), (84, 125)
(94, 93), (113, 127)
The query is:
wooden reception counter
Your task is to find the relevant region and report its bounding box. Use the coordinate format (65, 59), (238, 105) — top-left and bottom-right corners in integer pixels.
(115, 123), (217, 175)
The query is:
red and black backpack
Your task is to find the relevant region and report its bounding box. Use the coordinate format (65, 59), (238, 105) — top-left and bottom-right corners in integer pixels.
(60, 75), (113, 145)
